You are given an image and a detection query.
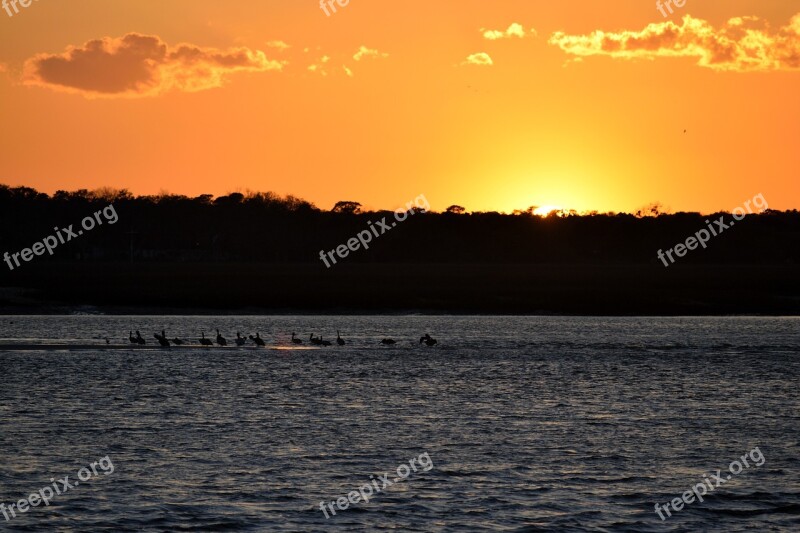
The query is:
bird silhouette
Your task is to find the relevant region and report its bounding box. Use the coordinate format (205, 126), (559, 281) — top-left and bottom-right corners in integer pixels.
(235, 332), (247, 346)
(249, 333), (266, 346)
(135, 331), (145, 345)
(291, 333), (302, 345)
(380, 338), (396, 345)
(154, 330), (170, 347)
(216, 329), (227, 346)
(199, 331), (213, 346)
(420, 334), (438, 346)
(337, 330), (345, 346)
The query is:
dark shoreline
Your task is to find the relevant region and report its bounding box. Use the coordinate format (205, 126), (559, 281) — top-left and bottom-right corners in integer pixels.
(2, 261), (798, 316)
(2, 310), (798, 317)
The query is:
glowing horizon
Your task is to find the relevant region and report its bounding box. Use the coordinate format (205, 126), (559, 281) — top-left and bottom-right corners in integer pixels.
(0, 1), (798, 215)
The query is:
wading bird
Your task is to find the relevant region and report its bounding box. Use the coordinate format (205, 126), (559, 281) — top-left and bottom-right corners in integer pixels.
(154, 330), (170, 347)
(235, 332), (247, 346)
(199, 331), (213, 346)
(420, 334), (438, 346)
(250, 333), (266, 346)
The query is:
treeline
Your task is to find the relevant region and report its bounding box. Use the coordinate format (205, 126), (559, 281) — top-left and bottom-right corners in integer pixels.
(1, 185), (799, 266)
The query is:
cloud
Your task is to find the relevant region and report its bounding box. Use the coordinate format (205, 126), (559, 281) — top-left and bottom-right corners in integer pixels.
(266, 40), (291, 50)
(482, 23), (534, 40)
(562, 57), (584, 68)
(343, 65), (353, 77)
(353, 46), (388, 61)
(23, 33), (285, 98)
(308, 55), (332, 75)
(461, 52), (493, 66)
(548, 13), (800, 71)
(307, 65), (327, 76)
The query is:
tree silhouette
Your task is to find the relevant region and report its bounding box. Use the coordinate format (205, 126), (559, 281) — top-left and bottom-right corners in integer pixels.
(332, 201), (362, 214)
(0, 184), (795, 268)
(635, 202), (667, 218)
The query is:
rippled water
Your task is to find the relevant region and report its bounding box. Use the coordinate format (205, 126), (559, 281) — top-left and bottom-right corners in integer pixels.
(1, 316), (799, 531)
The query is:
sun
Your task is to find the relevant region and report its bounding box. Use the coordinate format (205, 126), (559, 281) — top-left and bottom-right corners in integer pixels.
(533, 205), (562, 216)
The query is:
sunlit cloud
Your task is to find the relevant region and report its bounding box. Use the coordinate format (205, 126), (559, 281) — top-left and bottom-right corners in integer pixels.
(482, 23), (534, 40)
(353, 46), (388, 61)
(549, 13), (800, 71)
(307, 64), (327, 76)
(307, 55), (333, 75)
(562, 57), (584, 68)
(266, 40), (291, 50)
(22, 33), (285, 98)
(308, 48), (374, 77)
(461, 52), (494, 66)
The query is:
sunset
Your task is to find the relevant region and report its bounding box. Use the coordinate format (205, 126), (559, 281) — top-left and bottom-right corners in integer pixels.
(1, 1), (798, 531)
(1, 1), (798, 213)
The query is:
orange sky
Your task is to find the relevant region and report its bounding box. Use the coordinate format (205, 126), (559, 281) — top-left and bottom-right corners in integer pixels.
(0, 0), (798, 213)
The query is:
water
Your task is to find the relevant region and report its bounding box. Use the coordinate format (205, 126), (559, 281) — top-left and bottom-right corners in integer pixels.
(1, 316), (798, 531)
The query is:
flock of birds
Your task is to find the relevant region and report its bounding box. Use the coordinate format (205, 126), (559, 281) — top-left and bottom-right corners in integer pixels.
(126, 330), (439, 348)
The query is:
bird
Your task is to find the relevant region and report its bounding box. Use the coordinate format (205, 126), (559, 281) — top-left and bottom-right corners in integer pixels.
(135, 331), (145, 345)
(235, 332), (247, 346)
(105, 337), (110, 345)
(310, 334), (323, 346)
(420, 334), (438, 346)
(216, 329), (227, 346)
(291, 333), (302, 345)
(250, 333), (266, 346)
(320, 338), (332, 346)
(172, 337), (184, 345)
(154, 330), (170, 347)
(129, 331), (137, 344)
(380, 338), (396, 345)
(199, 331), (213, 346)
(337, 330), (345, 346)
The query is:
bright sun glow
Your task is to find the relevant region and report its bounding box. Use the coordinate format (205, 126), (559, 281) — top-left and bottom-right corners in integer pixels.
(533, 205), (562, 216)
